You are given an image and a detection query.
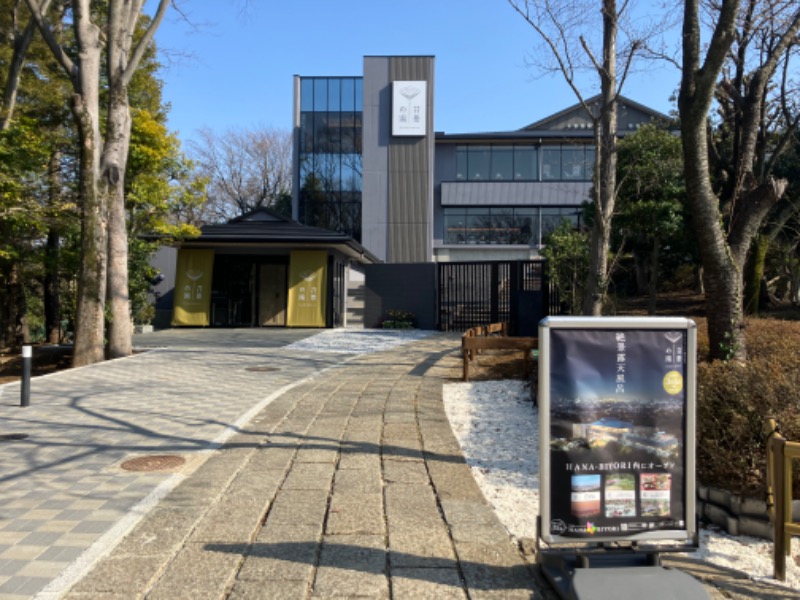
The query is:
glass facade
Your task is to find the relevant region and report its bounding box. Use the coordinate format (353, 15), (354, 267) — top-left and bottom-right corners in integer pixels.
(455, 144), (594, 182)
(298, 77), (364, 241)
(443, 206), (581, 247)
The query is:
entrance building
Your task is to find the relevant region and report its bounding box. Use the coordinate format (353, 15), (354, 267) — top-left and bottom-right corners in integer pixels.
(150, 208), (376, 329)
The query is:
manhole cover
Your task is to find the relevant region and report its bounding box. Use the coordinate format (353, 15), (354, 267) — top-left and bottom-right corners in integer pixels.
(0, 433), (29, 441)
(120, 455), (186, 472)
(245, 366), (279, 372)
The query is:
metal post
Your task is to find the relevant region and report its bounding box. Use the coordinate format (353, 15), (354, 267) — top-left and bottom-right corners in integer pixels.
(20, 344), (31, 407)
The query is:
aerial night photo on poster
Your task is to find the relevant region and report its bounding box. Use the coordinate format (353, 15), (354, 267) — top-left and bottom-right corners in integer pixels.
(547, 328), (688, 539)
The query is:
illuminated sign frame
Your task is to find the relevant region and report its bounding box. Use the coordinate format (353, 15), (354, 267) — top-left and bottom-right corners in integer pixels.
(538, 316), (698, 547)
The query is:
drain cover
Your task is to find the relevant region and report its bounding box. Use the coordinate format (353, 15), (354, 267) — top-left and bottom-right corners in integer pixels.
(0, 433), (29, 441)
(120, 454), (185, 472)
(245, 366), (279, 372)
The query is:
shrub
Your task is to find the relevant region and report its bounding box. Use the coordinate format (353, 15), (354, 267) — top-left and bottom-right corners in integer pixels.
(381, 309), (416, 329)
(695, 318), (800, 497)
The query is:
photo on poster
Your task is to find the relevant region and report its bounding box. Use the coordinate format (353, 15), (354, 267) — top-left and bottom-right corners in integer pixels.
(571, 474), (601, 518)
(605, 473), (636, 518)
(640, 473), (672, 517)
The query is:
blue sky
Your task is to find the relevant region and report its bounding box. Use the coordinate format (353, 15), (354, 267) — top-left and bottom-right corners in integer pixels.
(153, 1), (681, 146)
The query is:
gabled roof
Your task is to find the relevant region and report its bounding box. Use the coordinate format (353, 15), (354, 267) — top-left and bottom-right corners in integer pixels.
(180, 208), (379, 264)
(522, 94), (670, 132)
(436, 95), (671, 143)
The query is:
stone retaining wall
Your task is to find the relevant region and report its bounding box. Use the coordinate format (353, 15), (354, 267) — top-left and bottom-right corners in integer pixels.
(697, 484), (800, 540)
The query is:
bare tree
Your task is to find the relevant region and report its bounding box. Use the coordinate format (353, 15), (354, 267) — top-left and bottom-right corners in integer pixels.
(190, 126), (292, 223)
(679, 0), (800, 361)
(508, 0), (661, 314)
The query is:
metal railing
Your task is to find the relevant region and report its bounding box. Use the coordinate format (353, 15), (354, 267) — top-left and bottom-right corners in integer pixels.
(764, 417), (800, 581)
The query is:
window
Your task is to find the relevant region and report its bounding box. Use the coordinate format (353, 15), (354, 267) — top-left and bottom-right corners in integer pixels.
(541, 147), (561, 181)
(561, 147), (585, 179)
(469, 147), (491, 180)
(456, 149), (467, 180)
(443, 206), (581, 247)
(514, 147), (537, 180)
(490, 146), (513, 180)
(328, 79), (341, 111)
(314, 79), (328, 111)
(297, 76), (364, 241)
(452, 144), (592, 182)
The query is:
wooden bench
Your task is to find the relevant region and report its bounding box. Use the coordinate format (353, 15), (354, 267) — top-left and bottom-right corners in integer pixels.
(461, 322), (538, 382)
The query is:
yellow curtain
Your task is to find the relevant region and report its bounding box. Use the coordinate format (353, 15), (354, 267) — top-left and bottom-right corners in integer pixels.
(287, 251), (327, 327)
(172, 249), (214, 326)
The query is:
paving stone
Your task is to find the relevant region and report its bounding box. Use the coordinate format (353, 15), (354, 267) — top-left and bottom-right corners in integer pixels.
(228, 578), (311, 599)
(281, 462), (336, 491)
(391, 567), (467, 599)
(312, 534), (389, 598)
(325, 493), (384, 536)
(266, 490), (330, 528)
(68, 555), (165, 594)
(146, 542), (246, 600)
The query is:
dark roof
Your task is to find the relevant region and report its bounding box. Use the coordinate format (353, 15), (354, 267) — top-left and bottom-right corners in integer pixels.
(436, 129), (595, 143)
(437, 95), (671, 142)
(523, 94), (670, 131)
(179, 208), (379, 264)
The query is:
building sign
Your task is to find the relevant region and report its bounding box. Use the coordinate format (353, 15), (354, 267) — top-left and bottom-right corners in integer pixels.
(392, 81), (427, 136)
(287, 251), (327, 327)
(538, 317), (697, 545)
(172, 249), (214, 326)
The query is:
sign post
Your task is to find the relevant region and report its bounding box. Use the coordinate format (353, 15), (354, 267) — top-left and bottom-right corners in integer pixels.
(537, 317), (708, 599)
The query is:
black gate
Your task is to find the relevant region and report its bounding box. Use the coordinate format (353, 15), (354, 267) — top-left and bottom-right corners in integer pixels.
(437, 260), (558, 333)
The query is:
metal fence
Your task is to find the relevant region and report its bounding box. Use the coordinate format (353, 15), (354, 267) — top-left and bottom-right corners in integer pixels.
(437, 260), (558, 334)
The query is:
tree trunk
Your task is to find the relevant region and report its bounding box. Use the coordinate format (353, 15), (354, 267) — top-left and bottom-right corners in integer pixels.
(679, 0), (745, 361)
(582, 0), (618, 316)
(71, 92), (106, 367)
(69, 7), (106, 367)
(44, 149), (62, 343)
(648, 237), (659, 315)
(744, 233), (769, 316)
(44, 228), (61, 343)
(105, 92), (133, 358)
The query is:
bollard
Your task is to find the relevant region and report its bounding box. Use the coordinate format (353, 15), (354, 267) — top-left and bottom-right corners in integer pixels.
(20, 344), (31, 407)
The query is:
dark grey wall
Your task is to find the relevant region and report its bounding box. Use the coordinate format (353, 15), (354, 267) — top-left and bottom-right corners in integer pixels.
(364, 263), (437, 330)
(387, 57), (435, 263)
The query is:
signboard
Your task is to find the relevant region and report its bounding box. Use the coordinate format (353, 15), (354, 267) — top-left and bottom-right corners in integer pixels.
(287, 250), (327, 327)
(392, 81), (427, 136)
(538, 317), (697, 545)
(172, 249), (214, 326)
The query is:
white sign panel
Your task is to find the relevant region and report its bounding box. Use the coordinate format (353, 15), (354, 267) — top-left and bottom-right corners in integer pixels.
(392, 81), (427, 136)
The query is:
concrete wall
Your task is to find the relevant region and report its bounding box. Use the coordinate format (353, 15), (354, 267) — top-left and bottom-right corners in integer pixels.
(364, 263), (437, 330)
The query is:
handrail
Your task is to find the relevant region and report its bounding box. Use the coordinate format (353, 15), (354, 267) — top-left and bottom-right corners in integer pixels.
(461, 322), (537, 382)
(763, 417), (800, 582)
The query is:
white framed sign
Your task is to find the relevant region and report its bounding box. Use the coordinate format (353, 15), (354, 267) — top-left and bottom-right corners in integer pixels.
(538, 316), (698, 547)
(392, 81), (427, 136)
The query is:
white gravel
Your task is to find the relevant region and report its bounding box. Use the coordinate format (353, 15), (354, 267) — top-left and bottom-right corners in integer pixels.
(443, 379), (800, 590)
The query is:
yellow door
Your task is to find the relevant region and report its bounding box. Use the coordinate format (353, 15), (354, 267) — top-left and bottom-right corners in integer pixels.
(259, 264), (287, 326)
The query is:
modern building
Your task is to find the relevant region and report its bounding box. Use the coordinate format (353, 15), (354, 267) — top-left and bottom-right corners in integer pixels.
(152, 55), (669, 330)
(293, 55), (669, 265)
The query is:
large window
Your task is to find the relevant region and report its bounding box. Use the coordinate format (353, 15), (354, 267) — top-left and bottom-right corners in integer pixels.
(455, 144), (594, 182)
(444, 206), (581, 247)
(298, 77), (364, 240)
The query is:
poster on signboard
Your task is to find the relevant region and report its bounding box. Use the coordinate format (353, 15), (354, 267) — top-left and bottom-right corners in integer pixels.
(539, 317), (696, 545)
